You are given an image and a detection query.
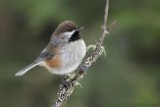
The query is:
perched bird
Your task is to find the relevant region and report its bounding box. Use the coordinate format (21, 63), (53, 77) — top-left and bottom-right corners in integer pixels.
(15, 21), (86, 76)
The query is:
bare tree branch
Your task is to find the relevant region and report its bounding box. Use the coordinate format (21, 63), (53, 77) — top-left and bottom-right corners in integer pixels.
(52, 0), (112, 107)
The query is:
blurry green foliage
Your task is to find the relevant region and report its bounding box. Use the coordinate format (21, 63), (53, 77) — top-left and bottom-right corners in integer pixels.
(0, 0), (160, 107)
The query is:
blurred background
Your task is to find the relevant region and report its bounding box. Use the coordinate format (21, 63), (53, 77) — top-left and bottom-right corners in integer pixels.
(0, 0), (160, 107)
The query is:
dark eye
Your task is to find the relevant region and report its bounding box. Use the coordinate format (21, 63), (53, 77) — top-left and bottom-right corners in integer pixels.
(67, 27), (76, 32)
(68, 29), (73, 32)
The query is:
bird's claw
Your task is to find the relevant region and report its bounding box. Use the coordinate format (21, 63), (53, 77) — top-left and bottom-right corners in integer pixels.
(86, 45), (96, 52)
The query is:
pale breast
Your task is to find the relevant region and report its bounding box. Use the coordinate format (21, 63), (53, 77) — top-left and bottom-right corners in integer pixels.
(47, 39), (86, 75)
(40, 39), (86, 75)
(59, 39), (86, 74)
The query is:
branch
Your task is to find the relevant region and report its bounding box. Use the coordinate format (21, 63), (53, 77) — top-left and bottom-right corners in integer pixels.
(52, 0), (112, 107)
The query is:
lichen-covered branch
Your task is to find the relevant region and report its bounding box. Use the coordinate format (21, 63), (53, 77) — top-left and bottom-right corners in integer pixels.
(52, 0), (111, 107)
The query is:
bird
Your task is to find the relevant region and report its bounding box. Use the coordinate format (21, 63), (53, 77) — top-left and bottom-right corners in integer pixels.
(15, 20), (86, 76)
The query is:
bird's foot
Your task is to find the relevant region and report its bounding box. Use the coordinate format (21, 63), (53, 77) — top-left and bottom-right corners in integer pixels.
(86, 45), (96, 52)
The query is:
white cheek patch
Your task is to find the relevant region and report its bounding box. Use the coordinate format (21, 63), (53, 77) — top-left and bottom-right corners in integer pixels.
(63, 30), (76, 38)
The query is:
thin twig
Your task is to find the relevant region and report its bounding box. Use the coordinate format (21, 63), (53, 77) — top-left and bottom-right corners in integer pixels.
(52, 0), (111, 107)
(101, 0), (109, 43)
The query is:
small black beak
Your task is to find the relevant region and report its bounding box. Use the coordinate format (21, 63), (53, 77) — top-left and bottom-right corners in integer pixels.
(76, 26), (84, 31)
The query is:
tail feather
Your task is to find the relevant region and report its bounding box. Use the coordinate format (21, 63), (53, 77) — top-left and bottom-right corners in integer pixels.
(15, 62), (40, 76)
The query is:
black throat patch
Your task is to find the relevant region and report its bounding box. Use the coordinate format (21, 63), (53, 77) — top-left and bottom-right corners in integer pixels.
(69, 31), (81, 42)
